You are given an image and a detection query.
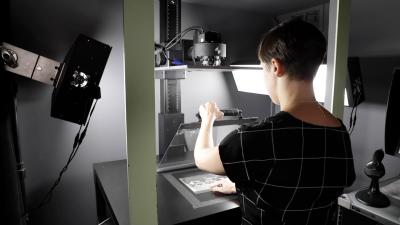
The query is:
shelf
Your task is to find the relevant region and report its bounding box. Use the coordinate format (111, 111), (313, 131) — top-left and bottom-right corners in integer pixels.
(154, 64), (261, 79)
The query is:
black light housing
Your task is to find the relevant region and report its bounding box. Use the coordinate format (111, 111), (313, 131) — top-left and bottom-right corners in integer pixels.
(346, 57), (365, 107)
(384, 68), (400, 157)
(51, 34), (111, 125)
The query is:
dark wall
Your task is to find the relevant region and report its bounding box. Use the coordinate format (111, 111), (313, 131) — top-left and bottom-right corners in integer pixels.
(9, 0), (126, 224)
(343, 56), (400, 191)
(349, 0), (400, 57)
(344, 0), (400, 191)
(181, 2), (274, 63)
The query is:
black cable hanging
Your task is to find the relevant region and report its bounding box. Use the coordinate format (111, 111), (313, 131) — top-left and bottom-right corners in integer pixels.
(348, 93), (361, 135)
(24, 99), (98, 217)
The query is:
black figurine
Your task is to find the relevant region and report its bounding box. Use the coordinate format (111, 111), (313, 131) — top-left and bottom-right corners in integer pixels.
(356, 149), (390, 208)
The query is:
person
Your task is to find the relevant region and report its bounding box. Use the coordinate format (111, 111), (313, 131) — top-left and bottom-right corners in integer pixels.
(194, 19), (356, 225)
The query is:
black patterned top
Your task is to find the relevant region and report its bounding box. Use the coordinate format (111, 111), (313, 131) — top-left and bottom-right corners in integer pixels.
(219, 111), (356, 225)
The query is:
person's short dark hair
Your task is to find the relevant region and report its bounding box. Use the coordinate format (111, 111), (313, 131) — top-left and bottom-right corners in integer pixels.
(258, 19), (327, 81)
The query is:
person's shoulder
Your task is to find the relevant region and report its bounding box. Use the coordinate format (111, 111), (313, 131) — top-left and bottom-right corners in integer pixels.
(238, 120), (266, 133)
(238, 112), (289, 133)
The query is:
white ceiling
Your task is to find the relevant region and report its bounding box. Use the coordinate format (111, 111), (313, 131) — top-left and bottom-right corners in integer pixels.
(182, 0), (329, 15)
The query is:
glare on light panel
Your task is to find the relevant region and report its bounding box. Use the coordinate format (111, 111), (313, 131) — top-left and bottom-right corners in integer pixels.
(232, 65), (267, 95)
(312, 64), (349, 106)
(232, 64), (328, 99)
(232, 64), (349, 106)
(313, 64), (327, 103)
(344, 89), (349, 106)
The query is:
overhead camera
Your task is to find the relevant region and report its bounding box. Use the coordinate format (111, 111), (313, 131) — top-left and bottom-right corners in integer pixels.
(154, 26), (227, 67)
(192, 30), (226, 66)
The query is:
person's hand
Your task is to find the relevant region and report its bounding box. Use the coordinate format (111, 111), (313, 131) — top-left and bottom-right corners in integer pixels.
(198, 101), (224, 123)
(210, 178), (237, 195)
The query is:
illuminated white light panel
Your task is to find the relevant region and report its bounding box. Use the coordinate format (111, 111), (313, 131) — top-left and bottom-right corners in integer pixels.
(232, 64), (349, 106)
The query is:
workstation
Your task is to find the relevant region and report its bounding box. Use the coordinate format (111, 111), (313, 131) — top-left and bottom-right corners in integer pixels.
(152, 1), (400, 224)
(2, 0), (400, 225)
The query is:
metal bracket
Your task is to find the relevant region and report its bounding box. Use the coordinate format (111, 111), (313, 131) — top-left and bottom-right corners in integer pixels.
(155, 66), (187, 113)
(1, 42), (60, 85)
(155, 68), (186, 80)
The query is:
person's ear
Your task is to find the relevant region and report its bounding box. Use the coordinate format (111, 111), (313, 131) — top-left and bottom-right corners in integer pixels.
(270, 58), (285, 77)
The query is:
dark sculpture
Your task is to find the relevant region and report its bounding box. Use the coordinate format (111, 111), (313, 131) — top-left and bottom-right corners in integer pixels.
(356, 149), (390, 208)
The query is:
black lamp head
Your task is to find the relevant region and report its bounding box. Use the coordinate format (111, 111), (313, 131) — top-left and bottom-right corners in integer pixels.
(51, 34), (112, 125)
(385, 68), (400, 157)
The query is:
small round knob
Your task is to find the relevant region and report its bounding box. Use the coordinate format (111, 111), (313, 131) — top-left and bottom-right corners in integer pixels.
(1, 48), (18, 68)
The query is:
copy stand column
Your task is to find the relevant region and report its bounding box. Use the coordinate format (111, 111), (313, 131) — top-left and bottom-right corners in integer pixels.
(157, 69), (186, 159)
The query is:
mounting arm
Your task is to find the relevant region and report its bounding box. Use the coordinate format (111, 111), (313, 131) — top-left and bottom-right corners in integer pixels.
(1, 42), (60, 86)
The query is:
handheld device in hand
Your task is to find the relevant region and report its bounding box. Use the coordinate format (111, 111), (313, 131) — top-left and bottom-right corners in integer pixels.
(195, 109), (243, 122)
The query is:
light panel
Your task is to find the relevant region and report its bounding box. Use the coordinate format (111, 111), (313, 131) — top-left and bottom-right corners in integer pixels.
(232, 66), (267, 95)
(313, 64), (327, 103)
(232, 64), (349, 106)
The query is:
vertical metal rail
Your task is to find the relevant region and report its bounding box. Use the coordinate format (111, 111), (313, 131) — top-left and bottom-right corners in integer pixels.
(325, 0), (351, 119)
(158, 0), (185, 157)
(0, 1), (27, 224)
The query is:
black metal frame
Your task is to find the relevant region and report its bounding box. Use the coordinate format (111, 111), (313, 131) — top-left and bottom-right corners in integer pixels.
(0, 1), (27, 224)
(158, 0), (185, 157)
(159, 0), (181, 44)
(384, 68), (400, 157)
(0, 78), (27, 225)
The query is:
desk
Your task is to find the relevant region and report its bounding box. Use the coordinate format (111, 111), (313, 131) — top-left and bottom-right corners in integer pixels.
(338, 176), (400, 225)
(94, 160), (240, 225)
(94, 160), (129, 225)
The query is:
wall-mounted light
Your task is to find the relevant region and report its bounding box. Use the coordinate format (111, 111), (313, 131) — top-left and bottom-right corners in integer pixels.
(1, 34), (112, 124)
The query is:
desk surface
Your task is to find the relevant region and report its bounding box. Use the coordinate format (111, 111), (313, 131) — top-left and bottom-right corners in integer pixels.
(94, 159), (239, 225)
(338, 176), (400, 225)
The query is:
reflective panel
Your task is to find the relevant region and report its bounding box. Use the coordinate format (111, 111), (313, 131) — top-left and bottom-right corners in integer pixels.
(157, 118), (258, 172)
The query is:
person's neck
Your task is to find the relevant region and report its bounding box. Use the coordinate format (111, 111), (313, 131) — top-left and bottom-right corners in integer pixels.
(278, 78), (317, 112)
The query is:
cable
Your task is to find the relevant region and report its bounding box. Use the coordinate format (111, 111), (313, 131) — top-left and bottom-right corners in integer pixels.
(348, 105), (355, 132)
(349, 104), (359, 135)
(155, 26), (204, 66)
(24, 99), (98, 216)
(348, 93), (360, 135)
(154, 26), (205, 67)
(164, 26), (204, 51)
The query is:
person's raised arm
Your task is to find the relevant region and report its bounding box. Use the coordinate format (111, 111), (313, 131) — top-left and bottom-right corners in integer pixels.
(194, 102), (225, 175)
